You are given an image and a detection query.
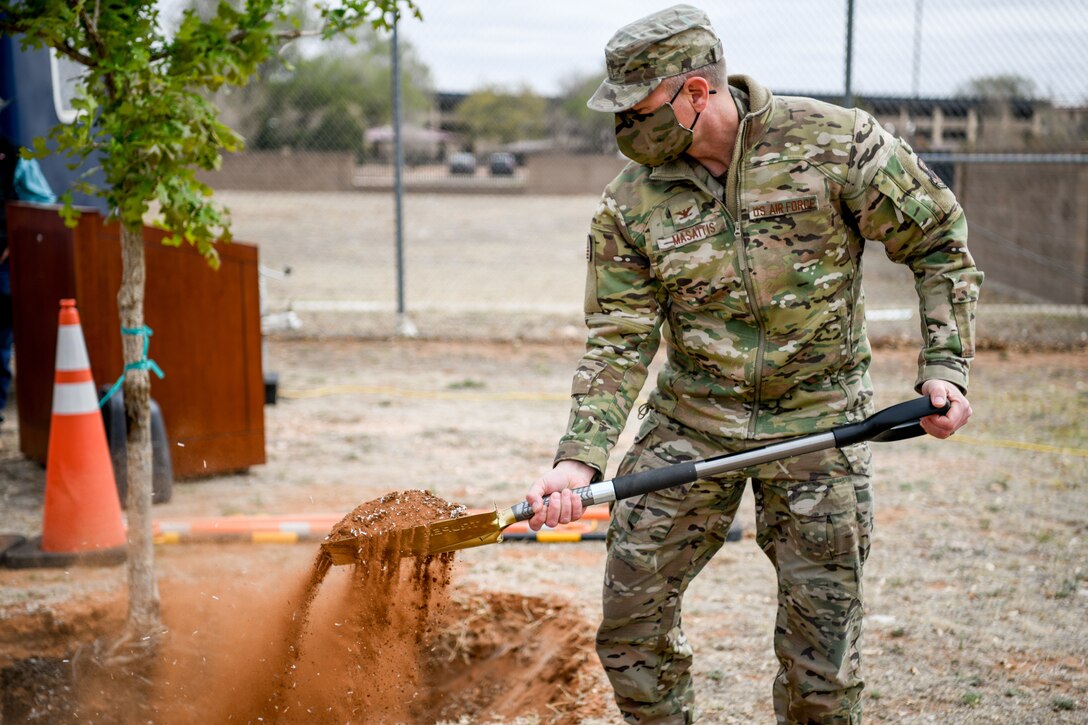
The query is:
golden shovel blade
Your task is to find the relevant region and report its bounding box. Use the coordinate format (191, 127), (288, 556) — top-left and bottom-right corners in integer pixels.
(414, 508), (511, 554)
(320, 507), (514, 565)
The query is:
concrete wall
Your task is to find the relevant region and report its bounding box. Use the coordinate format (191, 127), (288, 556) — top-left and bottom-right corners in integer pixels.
(957, 163), (1088, 305)
(200, 151), (629, 196)
(525, 153), (627, 196)
(198, 151), (355, 192)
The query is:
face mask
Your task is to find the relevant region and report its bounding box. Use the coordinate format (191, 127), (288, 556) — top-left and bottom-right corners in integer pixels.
(615, 86), (716, 166)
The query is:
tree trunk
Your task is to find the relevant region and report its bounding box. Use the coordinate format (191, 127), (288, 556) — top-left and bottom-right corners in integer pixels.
(118, 223), (161, 638)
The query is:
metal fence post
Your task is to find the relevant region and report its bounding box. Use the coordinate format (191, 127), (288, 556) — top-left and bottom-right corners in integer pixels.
(912, 0), (925, 98)
(844, 0), (855, 108)
(392, 10), (417, 337)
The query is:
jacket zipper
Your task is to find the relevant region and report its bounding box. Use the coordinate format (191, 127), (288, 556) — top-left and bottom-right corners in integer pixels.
(724, 114), (766, 439)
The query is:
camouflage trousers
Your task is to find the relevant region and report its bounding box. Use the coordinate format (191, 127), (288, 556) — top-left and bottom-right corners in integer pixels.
(598, 411), (873, 724)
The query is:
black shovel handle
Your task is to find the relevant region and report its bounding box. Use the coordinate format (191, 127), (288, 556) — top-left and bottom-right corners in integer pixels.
(513, 396), (949, 523)
(832, 396), (948, 446)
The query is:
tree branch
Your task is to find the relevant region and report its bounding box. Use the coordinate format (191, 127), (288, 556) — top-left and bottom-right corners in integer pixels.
(225, 25), (319, 45)
(275, 27), (320, 41)
(77, 2), (106, 59)
(0, 20), (87, 67)
(53, 38), (98, 68)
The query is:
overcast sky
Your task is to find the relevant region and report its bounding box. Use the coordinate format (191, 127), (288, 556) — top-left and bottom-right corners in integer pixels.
(395, 0), (1088, 105)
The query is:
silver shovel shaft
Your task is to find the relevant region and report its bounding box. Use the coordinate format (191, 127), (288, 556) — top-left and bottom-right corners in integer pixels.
(561, 432), (837, 510)
(511, 397), (946, 524)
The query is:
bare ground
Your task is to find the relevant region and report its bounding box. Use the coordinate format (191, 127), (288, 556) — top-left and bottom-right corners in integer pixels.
(1, 192), (1086, 723)
(2, 340), (1085, 723)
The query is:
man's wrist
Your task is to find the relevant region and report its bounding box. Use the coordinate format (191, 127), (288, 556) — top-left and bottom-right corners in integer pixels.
(553, 443), (607, 481)
(920, 377), (966, 396)
(553, 458), (600, 485)
(916, 368), (968, 396)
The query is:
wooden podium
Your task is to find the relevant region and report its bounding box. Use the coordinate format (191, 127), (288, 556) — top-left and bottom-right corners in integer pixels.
(6, 202), (265, 478)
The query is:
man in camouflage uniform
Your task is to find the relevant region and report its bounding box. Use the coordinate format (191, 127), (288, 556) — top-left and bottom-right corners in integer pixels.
(526, 4), (981, 724)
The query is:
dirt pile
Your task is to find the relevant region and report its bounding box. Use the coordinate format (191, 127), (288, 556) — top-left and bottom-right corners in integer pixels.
(423, 590), (608, 723)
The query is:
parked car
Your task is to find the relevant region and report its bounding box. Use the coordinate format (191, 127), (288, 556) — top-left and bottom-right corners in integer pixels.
(448, 152), (477, 176)
(488, 152), (517, 176)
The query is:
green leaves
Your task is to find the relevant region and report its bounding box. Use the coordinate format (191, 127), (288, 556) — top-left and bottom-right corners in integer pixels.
(316, 0), (422, 40)
(1, 0), (418, 265)
(456, 85), (549, 145)
(248, 31), (433, 154)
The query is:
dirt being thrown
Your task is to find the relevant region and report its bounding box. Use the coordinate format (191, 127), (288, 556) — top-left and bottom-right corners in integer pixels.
(254, 489), (464, 723)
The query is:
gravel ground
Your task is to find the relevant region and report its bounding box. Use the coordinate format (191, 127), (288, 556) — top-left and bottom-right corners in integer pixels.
(2, 340), (1085, 723)
(1, 193), (1085, 723)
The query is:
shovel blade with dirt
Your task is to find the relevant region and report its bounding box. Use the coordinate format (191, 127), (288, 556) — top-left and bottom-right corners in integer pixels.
(322, 397), (947, 564)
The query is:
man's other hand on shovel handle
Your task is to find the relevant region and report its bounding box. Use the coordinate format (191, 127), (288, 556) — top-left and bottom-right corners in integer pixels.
(527, 460), (596, 531)
(920, 379), (973, 439)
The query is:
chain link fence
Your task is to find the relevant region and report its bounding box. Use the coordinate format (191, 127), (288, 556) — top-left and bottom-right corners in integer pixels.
(190, 0), (1088, 340)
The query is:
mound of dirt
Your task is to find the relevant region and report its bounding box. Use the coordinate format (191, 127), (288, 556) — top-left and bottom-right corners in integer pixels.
(423, 590), (608, 723)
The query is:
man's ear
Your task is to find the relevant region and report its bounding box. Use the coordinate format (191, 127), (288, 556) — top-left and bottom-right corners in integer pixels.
(685, 76), (714, 112)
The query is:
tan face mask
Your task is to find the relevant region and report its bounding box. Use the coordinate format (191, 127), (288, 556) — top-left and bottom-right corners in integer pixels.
(614, 86), (716, 166)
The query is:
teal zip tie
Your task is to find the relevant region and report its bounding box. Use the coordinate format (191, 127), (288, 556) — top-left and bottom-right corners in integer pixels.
(98, 325), (166, 408)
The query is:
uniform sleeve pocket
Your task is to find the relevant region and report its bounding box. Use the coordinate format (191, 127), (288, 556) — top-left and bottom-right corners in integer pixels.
(947, 269), (983, 359)
(570, 359), (607, 397)
(873, 142), (956, 232)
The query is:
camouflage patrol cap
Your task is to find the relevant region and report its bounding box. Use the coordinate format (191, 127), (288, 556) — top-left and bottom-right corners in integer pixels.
(587, 4), (724, 113)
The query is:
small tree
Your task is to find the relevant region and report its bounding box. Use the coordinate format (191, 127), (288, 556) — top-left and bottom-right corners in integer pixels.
(555, 70), (616, 153)
(456, 84), (548, 147)
(0, 0), (417, 649)
(956, 74), (1039, 101)
(248, 29), (434, 156)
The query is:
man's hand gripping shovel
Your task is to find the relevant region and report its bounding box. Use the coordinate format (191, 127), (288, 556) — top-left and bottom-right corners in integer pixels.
(321, 397), (948, 564)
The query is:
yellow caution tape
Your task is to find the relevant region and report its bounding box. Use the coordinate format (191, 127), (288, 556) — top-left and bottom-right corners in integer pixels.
(279, 384), (567, 402)
(950, 434), (1088, 458)
(155, 531), (304, 544)
(535, 530), (584, 543)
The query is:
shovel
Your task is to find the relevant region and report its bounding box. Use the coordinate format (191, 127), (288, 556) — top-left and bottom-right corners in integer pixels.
(322, 396), (948, 564)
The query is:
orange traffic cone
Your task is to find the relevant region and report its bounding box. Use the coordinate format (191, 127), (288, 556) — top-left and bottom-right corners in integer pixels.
(42, 298), (127, 552)
(2, 299), (126, 568)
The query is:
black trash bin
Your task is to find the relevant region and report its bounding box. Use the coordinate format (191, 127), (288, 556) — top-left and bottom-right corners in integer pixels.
(99, 387), (174, 506)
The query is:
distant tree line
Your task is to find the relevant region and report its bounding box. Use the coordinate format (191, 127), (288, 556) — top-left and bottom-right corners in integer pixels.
(203, 23), (1082, 160)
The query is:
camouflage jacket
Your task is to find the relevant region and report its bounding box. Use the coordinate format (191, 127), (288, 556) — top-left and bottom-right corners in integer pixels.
(556, 75), (983, 476)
